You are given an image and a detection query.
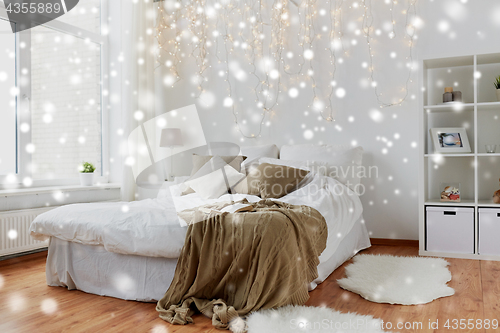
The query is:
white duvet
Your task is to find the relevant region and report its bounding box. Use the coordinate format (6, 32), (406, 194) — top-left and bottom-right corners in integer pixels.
(30, 173), (363, 261)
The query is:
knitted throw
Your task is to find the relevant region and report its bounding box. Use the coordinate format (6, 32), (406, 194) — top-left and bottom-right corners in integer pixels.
(156, 199), (327, 332)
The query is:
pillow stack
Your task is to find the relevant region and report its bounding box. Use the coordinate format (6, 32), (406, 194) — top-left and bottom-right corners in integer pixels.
(177, 144), (362, 200)
(240, 144), (279, 173)
(244, 163), (309, 199)
(279, 144), (363, 190)
(190, 154), (246, 176)
(180, 150), (309, 200)
(181, 155), (246, 199)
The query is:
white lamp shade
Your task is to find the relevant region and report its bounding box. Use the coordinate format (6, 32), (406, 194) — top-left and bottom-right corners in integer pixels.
(160, 128), (183, 147)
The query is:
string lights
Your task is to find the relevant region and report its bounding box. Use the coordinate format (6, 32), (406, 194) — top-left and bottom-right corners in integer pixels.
(218, 0), (288, 138)
(307, 0), (347, 122)
(154, 0), (418, 137)
(362, 0), (417, 108)
(155, 0), (182, 85)
(187, 0), (209, 95)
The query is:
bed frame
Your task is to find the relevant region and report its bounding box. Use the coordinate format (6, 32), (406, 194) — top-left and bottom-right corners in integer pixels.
(45, 217), (370, 301)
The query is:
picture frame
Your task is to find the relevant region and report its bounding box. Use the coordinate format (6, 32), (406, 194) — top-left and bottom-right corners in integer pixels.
(430, 127), (471, 154)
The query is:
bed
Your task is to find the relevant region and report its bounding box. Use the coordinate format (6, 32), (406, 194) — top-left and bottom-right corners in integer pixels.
(30, 144), (371, 303)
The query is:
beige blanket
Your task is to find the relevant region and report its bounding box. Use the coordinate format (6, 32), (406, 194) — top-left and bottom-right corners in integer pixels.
(156, 199), (327, 332)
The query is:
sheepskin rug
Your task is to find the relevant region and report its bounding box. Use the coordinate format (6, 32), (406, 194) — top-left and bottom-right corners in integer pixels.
(246, 305), (390, 333)
(337, 254), (455, 305)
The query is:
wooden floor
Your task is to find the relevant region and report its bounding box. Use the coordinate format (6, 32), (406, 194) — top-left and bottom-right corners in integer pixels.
(1, 245), (499, 332)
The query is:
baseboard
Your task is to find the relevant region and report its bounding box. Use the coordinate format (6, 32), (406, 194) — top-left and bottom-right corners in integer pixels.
(370, 238), (419, 247)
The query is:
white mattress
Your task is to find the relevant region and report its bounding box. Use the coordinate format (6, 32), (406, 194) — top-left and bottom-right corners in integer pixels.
(46, 216), (370, 302)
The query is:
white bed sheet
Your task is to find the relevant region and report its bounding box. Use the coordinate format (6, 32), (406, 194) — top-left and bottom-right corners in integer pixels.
(46, 216), (370, 302)
(30, 198), (186, 258)
(30, 173), (363, 264)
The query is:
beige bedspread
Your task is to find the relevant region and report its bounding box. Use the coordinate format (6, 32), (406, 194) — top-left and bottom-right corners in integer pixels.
(156, 199), (327, 332)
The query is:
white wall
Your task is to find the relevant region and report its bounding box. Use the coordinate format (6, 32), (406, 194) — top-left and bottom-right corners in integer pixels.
(418, 0), (500, 59)
(109, 0), (500, 240)
(153, 1), (422, 240)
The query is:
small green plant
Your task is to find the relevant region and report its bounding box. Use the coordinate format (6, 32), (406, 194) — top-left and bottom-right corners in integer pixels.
(80, 162), (96, 173)
(494, 75), (500, 89)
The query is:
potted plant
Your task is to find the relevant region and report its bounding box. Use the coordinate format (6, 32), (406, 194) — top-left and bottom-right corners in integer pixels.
(79, 162), (96, 186)
(495, 75), (500, 101)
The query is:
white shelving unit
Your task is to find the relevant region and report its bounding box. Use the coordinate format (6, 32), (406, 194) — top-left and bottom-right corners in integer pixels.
(419, 52), (500, 261)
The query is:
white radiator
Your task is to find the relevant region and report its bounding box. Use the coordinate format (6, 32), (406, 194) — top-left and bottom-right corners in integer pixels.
(0, 207), (53, 257)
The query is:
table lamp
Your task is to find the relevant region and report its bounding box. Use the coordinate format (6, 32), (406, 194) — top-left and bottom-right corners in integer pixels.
(160, 128), (183, 181)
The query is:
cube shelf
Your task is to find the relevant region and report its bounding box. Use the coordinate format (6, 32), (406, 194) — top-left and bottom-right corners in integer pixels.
(419, 52), (500, 261)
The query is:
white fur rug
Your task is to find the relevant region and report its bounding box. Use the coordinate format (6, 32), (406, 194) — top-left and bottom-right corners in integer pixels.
(246, 305), (390, 333)
(337, 254), (455, 305)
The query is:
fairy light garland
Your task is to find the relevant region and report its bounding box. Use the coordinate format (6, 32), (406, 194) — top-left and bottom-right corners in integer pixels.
(309, 0), (346, 122)
(187, 0), (210, 96)
(219, 0), (289, 138)
(154, 1), (182, 85)
(389, 0), (397, 39)
(154, 0), (418, 137)
(362, 0), (417, 108)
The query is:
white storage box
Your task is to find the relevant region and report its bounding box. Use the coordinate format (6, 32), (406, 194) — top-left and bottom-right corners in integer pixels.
(426, 206), (474, 254)
(479, 208), (500, 256)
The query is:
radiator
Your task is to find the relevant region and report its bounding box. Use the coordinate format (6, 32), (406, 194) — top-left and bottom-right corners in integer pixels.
(0, 207), (53, 257)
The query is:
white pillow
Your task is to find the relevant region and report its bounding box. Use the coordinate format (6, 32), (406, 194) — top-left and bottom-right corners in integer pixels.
(185, 164), (245, 199)
(279, 144), (363, 190)
(157, 176), (190, 199)
(240, 144), (279, 173)
(180, 155), (239, 195)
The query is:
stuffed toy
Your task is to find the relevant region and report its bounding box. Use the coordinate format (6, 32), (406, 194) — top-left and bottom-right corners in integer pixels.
(494, 179), (500, 204)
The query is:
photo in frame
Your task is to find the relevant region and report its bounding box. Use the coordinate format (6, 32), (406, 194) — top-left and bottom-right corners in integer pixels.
(430, 127), (471, 154)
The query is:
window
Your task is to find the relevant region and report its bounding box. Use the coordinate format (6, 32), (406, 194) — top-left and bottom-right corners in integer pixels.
(31, 27), (102, 179)
(0, 1), (107, 186)
(57, 0), (102, 34)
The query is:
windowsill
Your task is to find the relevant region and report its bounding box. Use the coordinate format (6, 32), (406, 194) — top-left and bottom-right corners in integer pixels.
(0, 183), (121, 197)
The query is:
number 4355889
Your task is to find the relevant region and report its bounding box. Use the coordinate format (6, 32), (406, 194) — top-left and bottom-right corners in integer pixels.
(6, 2), (63, 14)
(444, 319), (498, 330)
